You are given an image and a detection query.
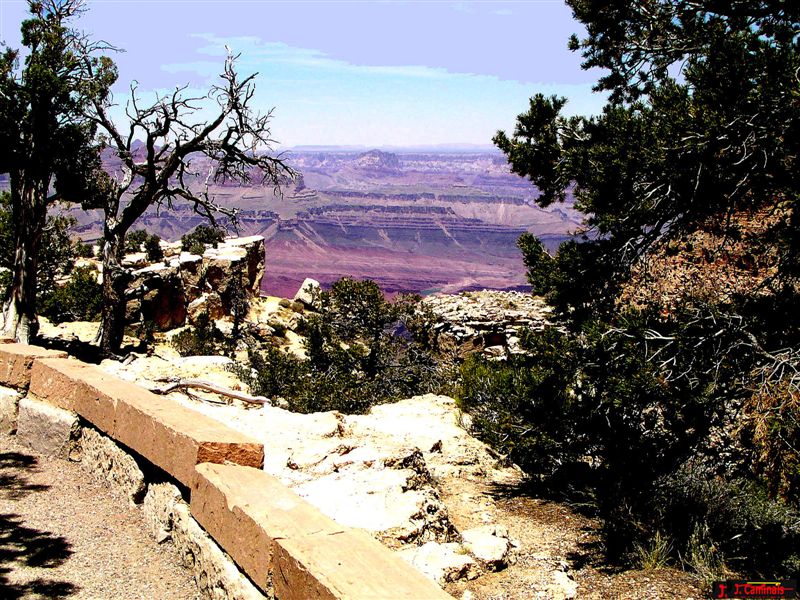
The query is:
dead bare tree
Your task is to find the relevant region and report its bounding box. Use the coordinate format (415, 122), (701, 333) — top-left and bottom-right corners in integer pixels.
(87, 52), (294, 355)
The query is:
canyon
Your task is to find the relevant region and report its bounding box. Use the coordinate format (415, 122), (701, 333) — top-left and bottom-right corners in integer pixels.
(54, 147), (583, 296)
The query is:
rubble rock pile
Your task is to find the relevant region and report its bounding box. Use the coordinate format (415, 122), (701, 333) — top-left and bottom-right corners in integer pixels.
(423, 290), (553, 357)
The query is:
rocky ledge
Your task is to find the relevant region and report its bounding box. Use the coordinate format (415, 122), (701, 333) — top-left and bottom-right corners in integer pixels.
(102, 341), (568, 595)
(423, 290), (553, 357)
(121, 235), (265, 331)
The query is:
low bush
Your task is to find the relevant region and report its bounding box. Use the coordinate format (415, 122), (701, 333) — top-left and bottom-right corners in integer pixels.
(662, 462), (800, 578)
(456, 302), (800, 576)
(40, 266), (103, 323)
(236, 277), (442, 414)
(74, 240), (94, 258)
(143, 234), (164, 262)
(171, 312), (223, 357)
(126, 230), (163, 262)
(181, 225), (225, 255)
(125, 229), (150, 253)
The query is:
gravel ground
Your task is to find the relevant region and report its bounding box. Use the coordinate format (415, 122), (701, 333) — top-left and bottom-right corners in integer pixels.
(0, 433), (200, 600)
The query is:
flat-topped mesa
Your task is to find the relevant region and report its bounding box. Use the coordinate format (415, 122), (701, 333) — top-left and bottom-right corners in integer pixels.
(27, 357), (264, 486)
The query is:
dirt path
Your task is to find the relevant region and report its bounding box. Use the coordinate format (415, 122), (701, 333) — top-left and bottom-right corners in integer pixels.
(0, 433), (199, 600)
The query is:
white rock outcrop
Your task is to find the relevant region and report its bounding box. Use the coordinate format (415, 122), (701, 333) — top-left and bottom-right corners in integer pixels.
(292, 277), (320, 308)
(461, 524), (517, 570)
(398, 541), (480, 585)
(423, 290), (552, 357)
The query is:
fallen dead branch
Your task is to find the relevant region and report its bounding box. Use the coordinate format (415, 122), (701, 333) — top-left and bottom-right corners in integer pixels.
(151, 377), (270, 406)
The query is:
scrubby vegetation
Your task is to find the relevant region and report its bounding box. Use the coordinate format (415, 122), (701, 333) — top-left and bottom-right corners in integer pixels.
(0, 192), (95, 315)
(171, 312), (225, 357)
(458, 306), (800, 576)
(126, 229), (163, 262)
(39, 266), (103, 323)
(181, 225), (226, 256)
(236, 277), (443, 414)
(458, 0), (800, 580)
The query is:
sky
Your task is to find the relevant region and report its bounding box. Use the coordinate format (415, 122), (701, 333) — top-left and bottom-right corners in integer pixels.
(0, 0), (606, 148)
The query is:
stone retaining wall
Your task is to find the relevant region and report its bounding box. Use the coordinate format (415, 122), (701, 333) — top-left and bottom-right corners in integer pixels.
(0, 341), (450, 600)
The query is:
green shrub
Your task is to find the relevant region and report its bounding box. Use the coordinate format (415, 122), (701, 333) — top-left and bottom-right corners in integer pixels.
(171, 313), (222, 357)
(73, 240), (94, 258)
(125, 229), (150, 253)
(40, 266), (103, 323)
(1, 191), (94, 307)
(227, 273), (250, 339)
(126, 230), (163, 262)
(268, 320), (288, 338)
(143, 234), (163, 262)
(457, 327), (580, 476)
(486, 0), (800, 579)
(181, 225), (225, 255)
(455, 303), (789, 571)
(663, 464), (800, 578)
(237, 278), (442, 414)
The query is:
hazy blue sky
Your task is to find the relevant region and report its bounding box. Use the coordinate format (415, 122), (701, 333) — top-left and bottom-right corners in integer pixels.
(0, 0), (606, 147)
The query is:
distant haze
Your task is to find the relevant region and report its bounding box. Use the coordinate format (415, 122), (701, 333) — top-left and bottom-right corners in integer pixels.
(288, 144), (503, 154)
(59, 148), (581, 297)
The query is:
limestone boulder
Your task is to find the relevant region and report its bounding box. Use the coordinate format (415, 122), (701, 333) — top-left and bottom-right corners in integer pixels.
(119, 236), (265, 333)
(293, 446), (456, 548)
(548, 568), (579, 600)
(461, 524), (517, 570)
(423, 291), (553, 356)
(218, 236), (266, 296)
(155, 393), (524, 560)
(0, 386), (21, 433)
(16, 396), (80, 459)
(201, 237), (265, 314)
(129, 264), (187, 330)
(292, 278), (320, 309)
(175, 253), (204, 301)
(187, 293), (225, 323)
(122, 252), (148, 268)
(398, 541), (481, 585)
